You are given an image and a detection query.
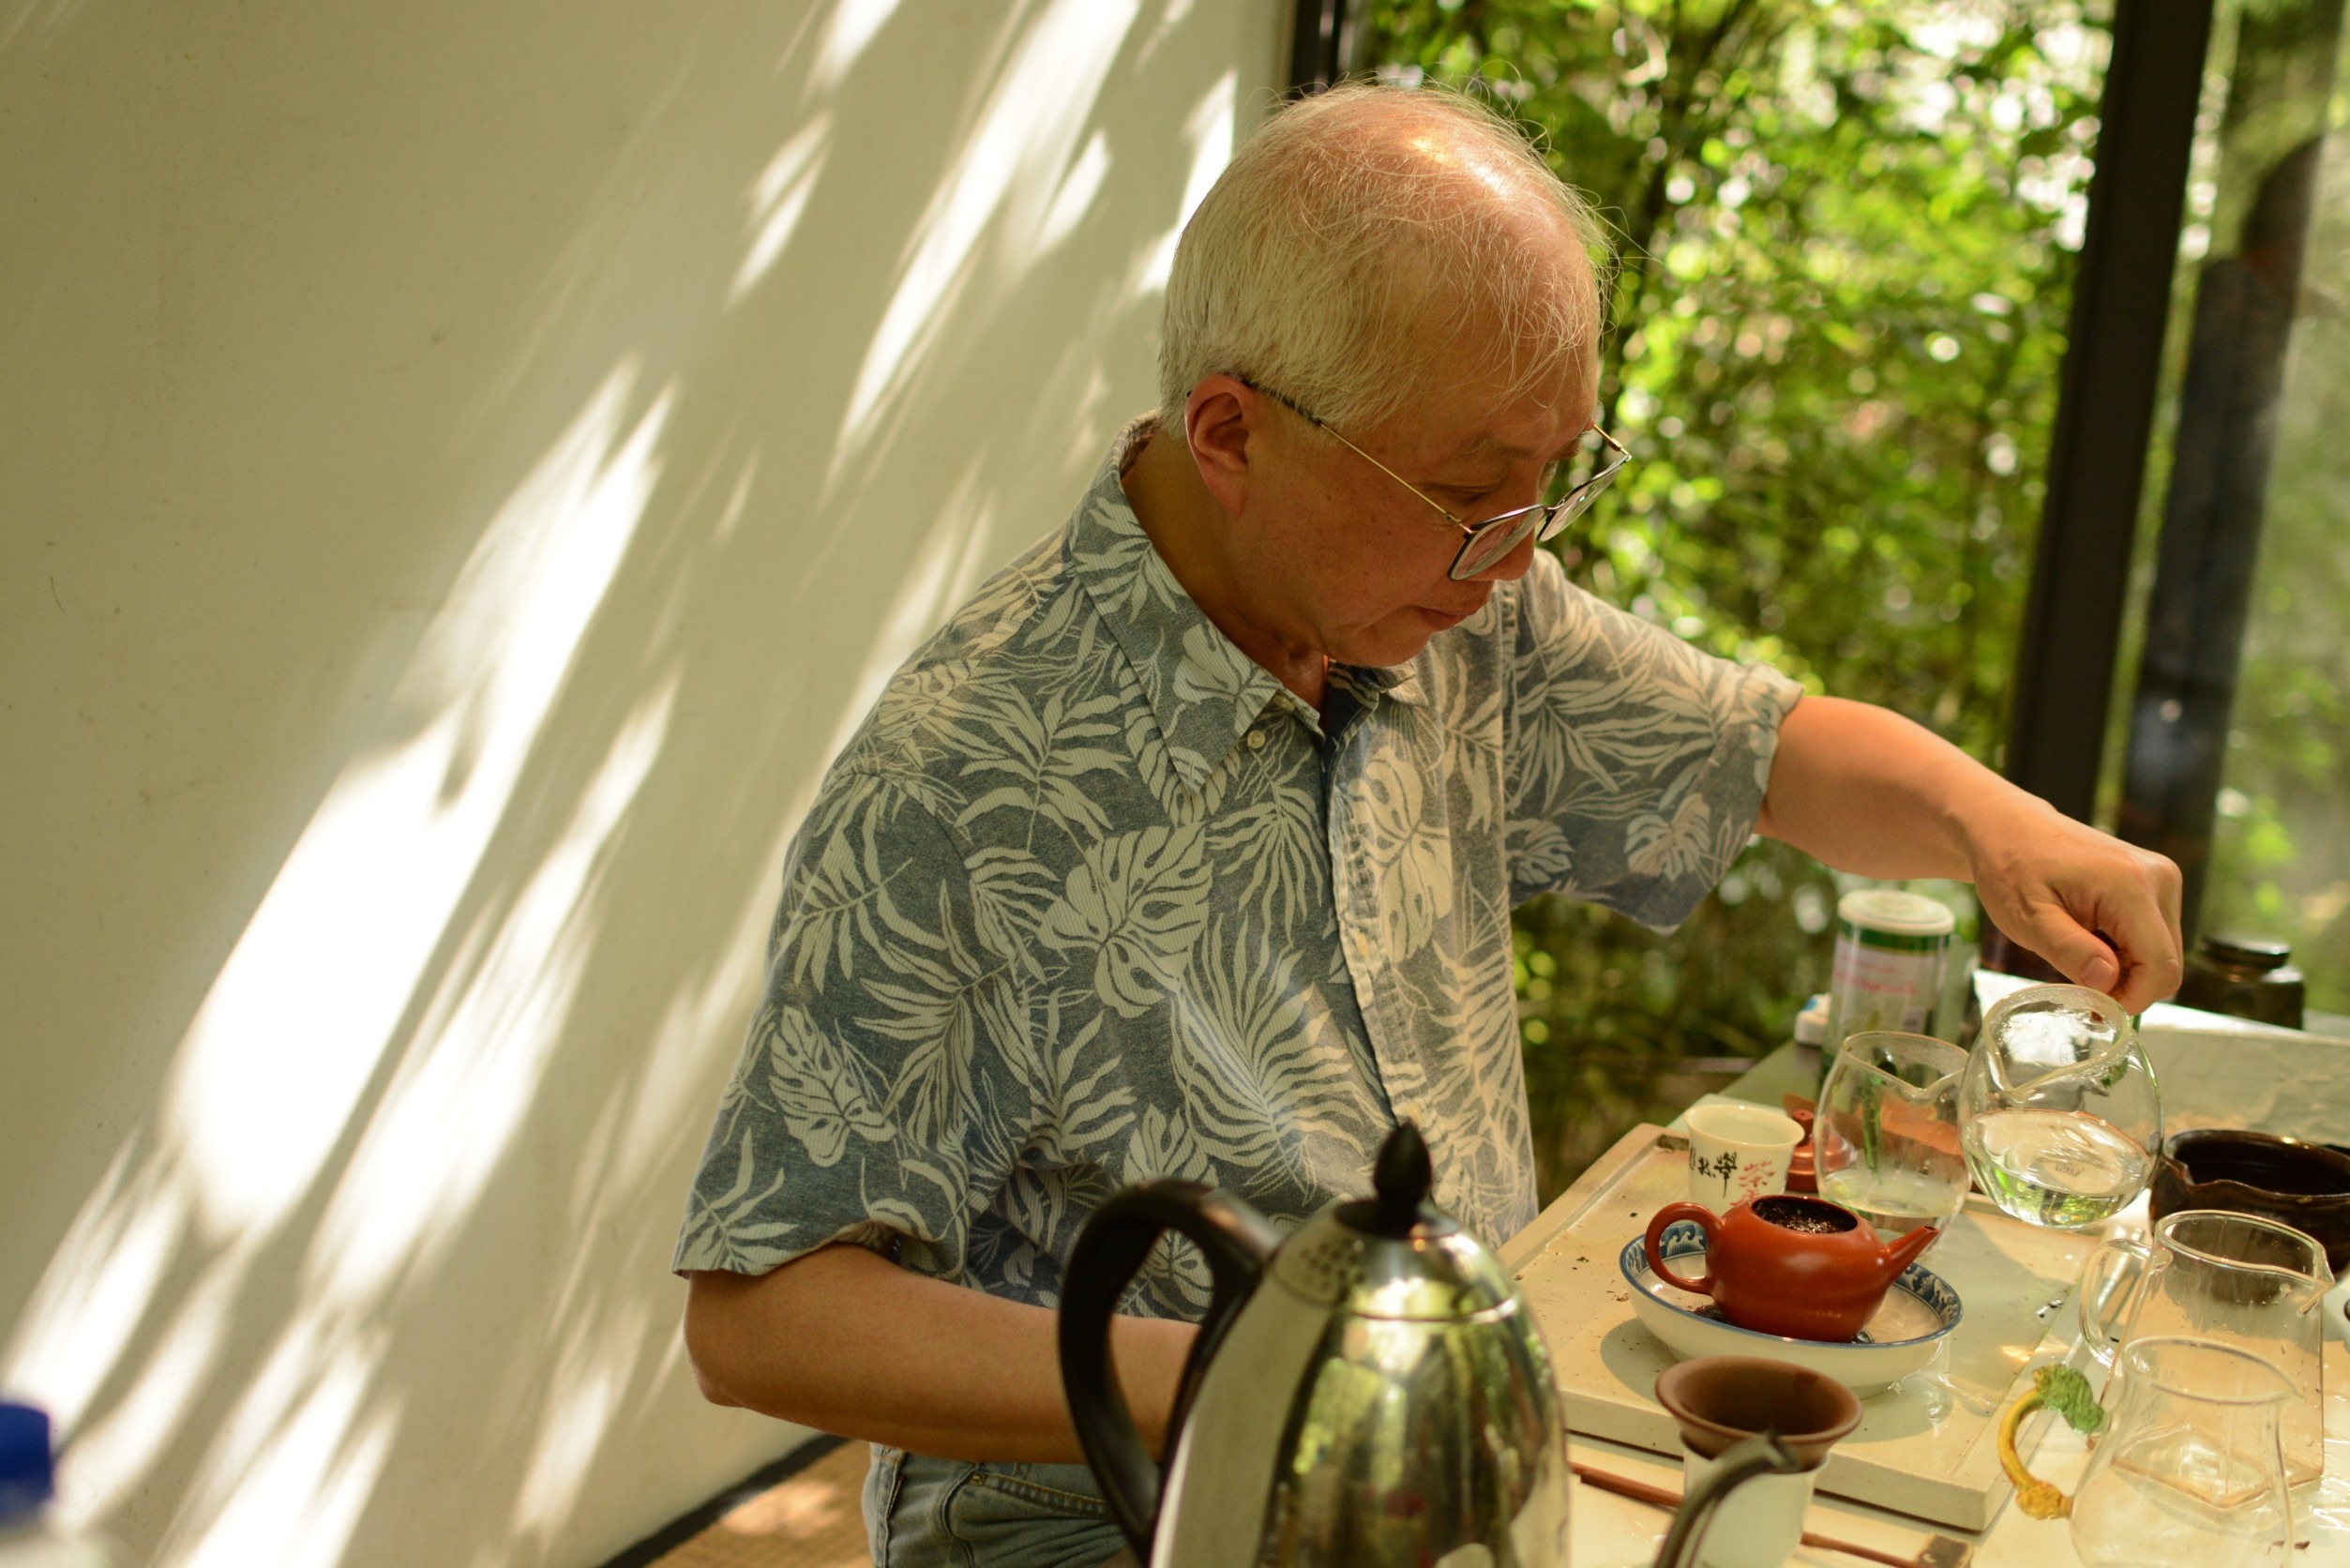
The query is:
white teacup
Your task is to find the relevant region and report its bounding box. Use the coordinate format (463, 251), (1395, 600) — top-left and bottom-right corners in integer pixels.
(1684, 1103), (1804, 1209)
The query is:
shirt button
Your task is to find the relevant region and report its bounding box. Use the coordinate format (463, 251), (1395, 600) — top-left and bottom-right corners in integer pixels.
(1246, 730), (1267, 750)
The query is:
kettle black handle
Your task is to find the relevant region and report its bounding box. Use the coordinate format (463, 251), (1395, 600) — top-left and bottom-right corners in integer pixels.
(1057, 1182), (1281, 1562)
(1652, 1433), (1806, 1568)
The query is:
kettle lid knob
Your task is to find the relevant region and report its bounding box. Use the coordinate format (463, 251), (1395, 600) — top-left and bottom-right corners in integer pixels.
(1367, 1121), (1433, 1237)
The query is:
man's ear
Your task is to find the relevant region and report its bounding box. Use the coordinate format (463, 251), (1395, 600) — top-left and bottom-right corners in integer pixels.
(1183, 375), (1259, 515)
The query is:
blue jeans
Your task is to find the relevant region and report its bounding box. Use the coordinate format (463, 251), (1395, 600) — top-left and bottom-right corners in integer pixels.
(863, 1446), (1129, 1567)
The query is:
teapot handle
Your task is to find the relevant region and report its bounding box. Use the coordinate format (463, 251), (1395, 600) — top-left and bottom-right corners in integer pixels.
(1646, 1202), (1721, 1296)
(1057, 1182), (1282, 1562)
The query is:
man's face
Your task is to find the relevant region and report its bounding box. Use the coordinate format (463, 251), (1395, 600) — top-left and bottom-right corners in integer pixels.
(1237, 354), (1599, 671)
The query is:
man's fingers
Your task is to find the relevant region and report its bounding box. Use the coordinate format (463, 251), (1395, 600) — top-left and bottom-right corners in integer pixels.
(2017, 905), (2123, 998)
(2149, 852), (2186, 972)
(2103, 859), (2186, 1014)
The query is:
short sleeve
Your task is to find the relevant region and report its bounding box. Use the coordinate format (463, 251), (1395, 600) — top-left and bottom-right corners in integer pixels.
(1500, 550), (1801, 926)
(672, 771), (1036, 1280)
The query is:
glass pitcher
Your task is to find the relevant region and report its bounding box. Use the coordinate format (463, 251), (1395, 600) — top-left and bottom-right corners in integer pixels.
(1958, 984), (2162, 1228)
(1815, 1031), (1969, 1242)
(2079, 1209), (2332, 1487)
(2070, 1335), (2295, 1566)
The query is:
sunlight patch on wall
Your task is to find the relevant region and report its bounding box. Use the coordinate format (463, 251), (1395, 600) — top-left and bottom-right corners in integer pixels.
(1037, 129), (1111, 254)
(169, 1341), (399, 1568)
(508, 1297), (648, 1547)
(711, 456), (759, 547)
(160, 365), (672, 1245)
(308, 674), (677, 1312)
(616, 890), (773, 1199)
(731, 113), (832, 304)
(1132, 68), (1237, 297)
(4, 366), (677, 1545)
(0, 1148), (187, 1433)
(806, 0), (902, 98)
(0, 0), (84, 58)
(830, 0), (1144, 481)
(1136, 0), (1200, 69)
(822, 457), (1001, 763)
(52, 1247), (239, 1534)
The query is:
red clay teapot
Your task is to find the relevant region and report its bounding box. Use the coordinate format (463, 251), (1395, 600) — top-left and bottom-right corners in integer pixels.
(1643, 1193), (1937, 1341)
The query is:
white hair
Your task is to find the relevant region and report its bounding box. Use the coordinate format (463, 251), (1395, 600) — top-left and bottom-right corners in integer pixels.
(1159, 81), (1610, 436)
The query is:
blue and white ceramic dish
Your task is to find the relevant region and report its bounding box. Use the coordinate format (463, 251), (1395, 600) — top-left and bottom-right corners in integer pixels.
(1619, 1219), (1964, 1395)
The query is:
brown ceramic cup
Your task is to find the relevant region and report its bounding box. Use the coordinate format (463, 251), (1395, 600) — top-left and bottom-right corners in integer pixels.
(1655, 1354), (1864, 1466)
(2150, 1128), (2350, 1273)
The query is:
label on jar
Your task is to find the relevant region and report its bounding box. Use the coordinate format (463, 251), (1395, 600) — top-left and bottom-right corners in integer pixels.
(1828, 928), (1947, 1036)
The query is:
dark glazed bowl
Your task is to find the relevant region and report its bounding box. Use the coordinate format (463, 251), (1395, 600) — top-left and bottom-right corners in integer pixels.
(2151, 1129), (2350, 1272)
(1655, 1354), (1863, 1467)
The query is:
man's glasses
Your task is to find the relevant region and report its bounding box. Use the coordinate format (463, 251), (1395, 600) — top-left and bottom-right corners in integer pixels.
(1243, 380), (1630, 580)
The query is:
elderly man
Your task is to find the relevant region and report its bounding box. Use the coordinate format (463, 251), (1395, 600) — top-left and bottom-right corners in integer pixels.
(677, 84), (2180, 1565)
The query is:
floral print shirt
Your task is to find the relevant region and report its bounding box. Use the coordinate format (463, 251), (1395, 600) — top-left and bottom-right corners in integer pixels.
(674, 419), (1800, 1316)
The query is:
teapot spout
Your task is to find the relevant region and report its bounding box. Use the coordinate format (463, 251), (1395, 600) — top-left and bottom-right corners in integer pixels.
(1883, 1222), (1939, 1278)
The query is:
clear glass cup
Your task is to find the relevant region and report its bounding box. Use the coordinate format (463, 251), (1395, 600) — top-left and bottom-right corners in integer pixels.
(2070, 1335), (2296, 1566)
(1958, 984), (2162, 1228)
(1815, 1031), (1969, 1243)
(2079, 1209), (2333, 1488)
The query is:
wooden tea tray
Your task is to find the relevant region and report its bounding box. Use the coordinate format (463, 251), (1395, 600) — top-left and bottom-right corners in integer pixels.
(1504, 1122), (2099, 1531)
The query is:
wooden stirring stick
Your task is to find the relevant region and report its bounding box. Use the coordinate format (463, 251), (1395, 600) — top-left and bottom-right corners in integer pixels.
(1570, 1460), (1974, 1568)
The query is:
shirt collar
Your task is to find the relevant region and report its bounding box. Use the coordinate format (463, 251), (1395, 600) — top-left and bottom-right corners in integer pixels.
(1068, 417), (1427, 789)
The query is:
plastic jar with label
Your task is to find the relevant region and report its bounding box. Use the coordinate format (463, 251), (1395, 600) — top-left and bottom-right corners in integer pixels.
(1821, 889), (1955, 1078)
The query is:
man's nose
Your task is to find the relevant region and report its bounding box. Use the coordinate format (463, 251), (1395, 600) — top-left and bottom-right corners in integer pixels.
(1467, 530), (1543, 583)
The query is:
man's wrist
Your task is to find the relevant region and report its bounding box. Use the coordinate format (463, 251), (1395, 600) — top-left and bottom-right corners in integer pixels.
(1945, 772), (2056, 887)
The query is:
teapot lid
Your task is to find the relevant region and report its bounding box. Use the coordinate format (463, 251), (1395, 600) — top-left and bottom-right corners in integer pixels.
(1270, 1123), (1520, 1322)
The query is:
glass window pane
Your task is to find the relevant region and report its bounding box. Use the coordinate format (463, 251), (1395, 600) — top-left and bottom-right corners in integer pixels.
(2199, 73), (2350, 1020)
(2113, 0), (2350, 1026)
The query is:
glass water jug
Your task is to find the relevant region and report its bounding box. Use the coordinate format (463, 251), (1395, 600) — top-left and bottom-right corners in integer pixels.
(2079, 1209), (2332, 1487)
(2070, 1335), (2295, 1566)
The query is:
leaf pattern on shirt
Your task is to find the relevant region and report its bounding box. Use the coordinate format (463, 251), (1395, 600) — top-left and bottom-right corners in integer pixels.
(1172, 924), (1380, 1198)
(761, 1003), (895, 1167)
(1357, 747), (1454, 958)
(1628, 793), (1717, 882)
(1040, 824), (1211, 1018)
(674, 416), (1800, 1310)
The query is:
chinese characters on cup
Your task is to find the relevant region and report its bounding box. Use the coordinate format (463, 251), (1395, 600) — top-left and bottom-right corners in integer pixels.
(1686, 1148), (1780, 1203)
(1684, 1103), (1806, 1209)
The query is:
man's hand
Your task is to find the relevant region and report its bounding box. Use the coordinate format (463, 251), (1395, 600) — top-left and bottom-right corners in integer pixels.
(1761, 697), (2185, 1011)
(1959, 791), (2184, 1014)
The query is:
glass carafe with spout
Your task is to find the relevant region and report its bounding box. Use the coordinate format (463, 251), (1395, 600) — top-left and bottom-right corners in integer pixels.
(2070, 1335), (2296, 1566)
(1815, 1031), (1970, 1243)
(1959, 984), (2162, 1228)
(2079, 1209), (2333, 1487)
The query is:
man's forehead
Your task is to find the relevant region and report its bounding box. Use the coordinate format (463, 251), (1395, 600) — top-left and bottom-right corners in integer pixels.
(1424, 384), (1599, 462)
(1447, 428), (1558, 461)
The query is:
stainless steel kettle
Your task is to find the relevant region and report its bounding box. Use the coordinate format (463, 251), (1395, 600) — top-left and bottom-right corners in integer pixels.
(1058, 1123), (1572, 1566)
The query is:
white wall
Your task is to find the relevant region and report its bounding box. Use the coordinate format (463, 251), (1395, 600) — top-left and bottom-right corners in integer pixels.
(0, 3), (1282, 1563)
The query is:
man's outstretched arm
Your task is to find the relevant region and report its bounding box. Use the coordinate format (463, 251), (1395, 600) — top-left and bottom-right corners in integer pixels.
(1756, 695), (2184, 1013)
(683, 1244), (1198, 1464)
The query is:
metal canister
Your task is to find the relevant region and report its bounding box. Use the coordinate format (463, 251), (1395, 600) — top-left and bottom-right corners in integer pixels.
(1822, 890), (1955, 1075)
